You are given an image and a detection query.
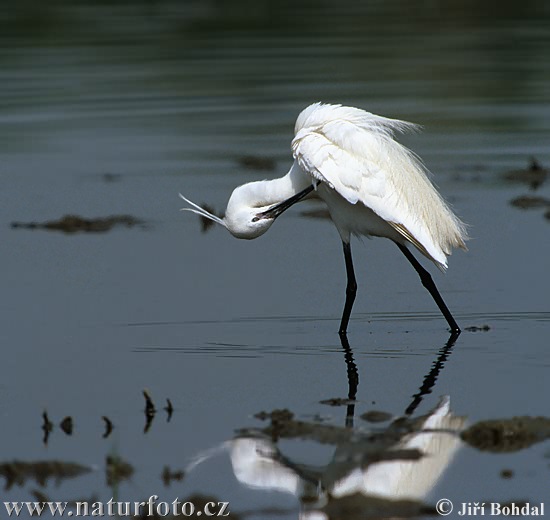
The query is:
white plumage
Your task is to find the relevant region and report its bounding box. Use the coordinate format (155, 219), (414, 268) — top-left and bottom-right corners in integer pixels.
(292, 103), (467, 268)
(180, 102), (468, 334)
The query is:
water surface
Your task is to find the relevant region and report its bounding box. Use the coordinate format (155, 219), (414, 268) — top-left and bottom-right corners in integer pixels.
(1, 2), (550, 518)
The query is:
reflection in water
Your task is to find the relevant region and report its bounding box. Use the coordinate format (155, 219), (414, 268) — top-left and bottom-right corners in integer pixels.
(0, 460), (92, 491)
(3, 0), (549, 181)
(190, 398), (465, 519)
(339, 331), (460, 426)
(1, 0), (549, 512)
(339, 333), (359, 428)
(405, 332), (460, 416)
(188, 332), (465, 519)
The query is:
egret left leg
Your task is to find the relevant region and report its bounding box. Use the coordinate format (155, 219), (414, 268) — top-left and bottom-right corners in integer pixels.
(396, 243), (460, 334)
(339, 241), (357, 335)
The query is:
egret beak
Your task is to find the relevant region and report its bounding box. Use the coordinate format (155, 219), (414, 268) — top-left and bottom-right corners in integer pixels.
(254, 183), (316, 221)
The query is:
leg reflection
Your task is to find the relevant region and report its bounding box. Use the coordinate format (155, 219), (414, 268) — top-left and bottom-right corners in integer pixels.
(339, 332), (359, 428)
(404, 331), (460, 416)
(337, 330), (460, 424)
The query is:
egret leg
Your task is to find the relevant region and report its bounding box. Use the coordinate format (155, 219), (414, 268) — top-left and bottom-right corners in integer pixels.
(339, 241), (357, 335)
(396, 243), (461, 334)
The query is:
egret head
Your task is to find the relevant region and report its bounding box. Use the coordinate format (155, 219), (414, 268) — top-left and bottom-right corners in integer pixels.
(179, 184), (279, 240)
(222, 195), (276, 240)
(181, 179), (314, 240)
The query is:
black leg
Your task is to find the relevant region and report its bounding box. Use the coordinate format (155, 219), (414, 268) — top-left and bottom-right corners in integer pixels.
(396, 243), (461, 334)
(339, 241), (357, 335)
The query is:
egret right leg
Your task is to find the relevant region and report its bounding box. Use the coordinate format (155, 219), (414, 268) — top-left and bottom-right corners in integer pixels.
(395, 243), (461, 334)
(339, 241), (357, 335)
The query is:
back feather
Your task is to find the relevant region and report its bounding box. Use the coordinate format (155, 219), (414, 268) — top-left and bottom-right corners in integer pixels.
(292, 103), (468, 268)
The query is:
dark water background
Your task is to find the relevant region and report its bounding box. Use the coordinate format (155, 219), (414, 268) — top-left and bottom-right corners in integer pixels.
(1, 1), (550, 518)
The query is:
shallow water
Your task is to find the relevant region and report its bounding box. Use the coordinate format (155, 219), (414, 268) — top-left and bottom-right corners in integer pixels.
(2, 2), (550, 518)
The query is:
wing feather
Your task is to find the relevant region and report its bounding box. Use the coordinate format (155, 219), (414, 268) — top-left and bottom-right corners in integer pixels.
(292, 103), (467, 266)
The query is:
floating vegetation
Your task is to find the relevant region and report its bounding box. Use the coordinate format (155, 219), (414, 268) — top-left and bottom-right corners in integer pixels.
(0, 460), (91, 490)
(461, 416), (550, 452)
(253, 408), (354, 444)
(251, 408), (422, 457)
(106, 455), (133, 487)
(38, 391), (174, 440)
(11, 215), (146, 233)
(164, 399), (174, 421)
(41, 411), (53, 445)
(102, 416), (114, 439)
(508, 193), (550, 224)
(509, 195), (550, 209)
(143, 390), (156, 418)
(9, 401), (464, 517)
(503, 158), (548, 190)
(161, 466), (185, 487)
(319, 397), (356, 406)
(500, 468), (514, 479)
(465, 325), (491, 332)
(360, 410), (393, 423)
(59, 416), (74, 436)
(143, 389), (156, 433)
(505, 159), (550, 223)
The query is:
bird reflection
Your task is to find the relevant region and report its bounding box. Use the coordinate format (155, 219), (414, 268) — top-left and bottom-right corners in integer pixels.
(186, 332), (465, 519)
(192, 397), (465, 519)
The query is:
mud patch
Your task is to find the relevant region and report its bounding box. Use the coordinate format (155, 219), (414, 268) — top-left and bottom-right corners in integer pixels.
(11, 214), (146, 233)
(465, 325), (491, 332)
(319, 397), (356, 406)
(0, 460), (91, 490)
(461, 416), (550, 452)
(503, 158), (548, 190)
(509, 195), (550, 209)
(105, 455), (133, 487)
(360, 410), (393, 423)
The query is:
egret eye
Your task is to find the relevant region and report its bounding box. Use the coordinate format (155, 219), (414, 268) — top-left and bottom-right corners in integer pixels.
(252, 216), (259, 222)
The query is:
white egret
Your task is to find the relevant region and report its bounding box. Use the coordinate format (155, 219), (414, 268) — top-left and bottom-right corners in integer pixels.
(180, 103), (468, 334)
